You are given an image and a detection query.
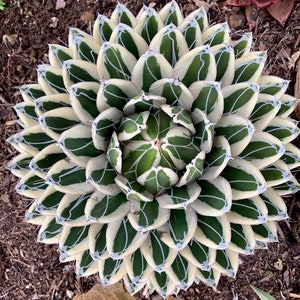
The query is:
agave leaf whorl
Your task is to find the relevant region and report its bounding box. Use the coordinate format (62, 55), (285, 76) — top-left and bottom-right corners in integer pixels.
(8, 1), (300, 297)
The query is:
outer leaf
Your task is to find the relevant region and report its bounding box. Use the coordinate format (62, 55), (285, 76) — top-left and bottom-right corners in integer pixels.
(46, 160), (93, 194)
(149, 24), (188, 67)
(56, 193), (91, 226)
(93, 14), (116, 44)
(239, 131), (285, 169)
(233, 51), (266, 84)
(88, 223), (109, 259)
(110, 2), (136, 27)
(184, 6), (208, 31)
(159, 0), (183, 26)
(215, 114), (255, 156)
(192, 176), (232, 216)
(195, 215), (231, 249)
(7, 152), (32, 178)
(249, 94), (281, 131)
(264, 117), (300, 144)
(86, 154), (120, 195)
(97, 42), (137, 81)
(189, 81), (223, 123)
(97, 78), (138, 112)
(37, 65), (67, 95)
(98, 258), (127, 285)
(128, 200), (170, 232)
(221, 158), (266, 200)
(202, 23), (230, 46)
(231, 32), (252, 59)
(211, 44), (235, 87)
(30, 143), (66, 177)
(37, 216), (63, 244)
(75, 250), (98, 276)
(69, 82), (100, 123)
(159, 207), (197, 250)
(228, 223), (255, 254)
(135, 6), (163, 44)
(281, 143), (300, 170)
(63, 59), (99, 91)
(59, 124), (102, 167)
(85, 190), (130, 223)
(59, 225), (90, 256)
(166, 254), (197, 289)
(141, 230), (177, 272)
(222, 82), (259, 118)
(49, 44), (73, 68)
(227, 196), (268, 225)
(16, 170), (48, 198)
(181, 238), (216, 270)
(39, 107), (81, 140)
(109, 23), (148, 59)
(106, 217), (148, 259)
(173, 45), (216, 87)
(213, 249), (239, 277)
(258, 75), (289, 98)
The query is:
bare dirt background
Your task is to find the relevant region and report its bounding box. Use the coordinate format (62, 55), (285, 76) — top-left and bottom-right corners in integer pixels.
(0, 0), (300, 299)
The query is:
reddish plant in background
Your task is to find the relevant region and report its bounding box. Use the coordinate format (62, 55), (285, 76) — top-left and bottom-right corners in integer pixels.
(225, 0), (295, 30)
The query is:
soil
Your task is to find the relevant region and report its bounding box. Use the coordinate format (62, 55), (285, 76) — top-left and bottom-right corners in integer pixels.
(0, 0), (300, 299)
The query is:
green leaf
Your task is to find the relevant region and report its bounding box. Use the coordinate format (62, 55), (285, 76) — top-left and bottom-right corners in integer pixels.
(86, 154), (119, 195)
(37, 216), (63, 244)
(38, 65), (67, 94)
(179, 18), (202, 49)
(59, 225), (90, 255)
(159, 207), (197, 250)
(190, 81), (223, 123)
(202, 23), (230, 46)
(59, 124), (103, 167)
(63, 59), (99, 90)
(192, 176), (232, 216)
(195, 215), (230, 249)
(221, 158), (266, 200)
(20, 84), (46, 101)
(106, 217), (148, 259)
(85, 190), (129, 223)
(215, 115), (254, 156)
(98, 257), (127, 285)
(250, 285), (276, 300)
(135, 7), (163, 44)
(228, 196), (268, 225)
(149, 24), (188, 67)
(159, 0), (183, 26)
(39, 107), (81, 140)
(47, 160), (94, 194)
(49, 44), (72, 68)
(141, 230), (177, 272)
(93, 14), (115, 44)
(128, 200), (170, 232)
(222, 83), (258, 118)
(229, 223), (255, 254)
(156, 182), (201, 209)
(69, 82), (100, 123)
(76, 250), (98, 276)
(231, 32), (252, 59)
(97, 79), (138, 112)
(185, 7), (208, 31)
(110, 2), (136, 27)
(109, 23), (148, 59)
(233, 51), (266, 83)
(98, 42), (136, 81)
(16, 171), (48, 198)
(73, 36), (100, 63)
(174, 45), (216, 87)
(56, 193), (91, 226)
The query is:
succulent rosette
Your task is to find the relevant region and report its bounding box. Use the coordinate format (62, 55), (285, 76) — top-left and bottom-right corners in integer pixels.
(8, 0), (300, 297)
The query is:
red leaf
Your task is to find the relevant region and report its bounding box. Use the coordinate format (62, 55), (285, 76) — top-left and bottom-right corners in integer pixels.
(250, 0), (276, 9)
(267, 0), (295, 26)
(225, 0), (251, 7)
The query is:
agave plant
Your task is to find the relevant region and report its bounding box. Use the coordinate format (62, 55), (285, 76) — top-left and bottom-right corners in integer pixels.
(7, 0), (300, 297)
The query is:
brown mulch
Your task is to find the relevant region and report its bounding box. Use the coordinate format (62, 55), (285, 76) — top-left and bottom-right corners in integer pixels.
(0, 0), (300, 299)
